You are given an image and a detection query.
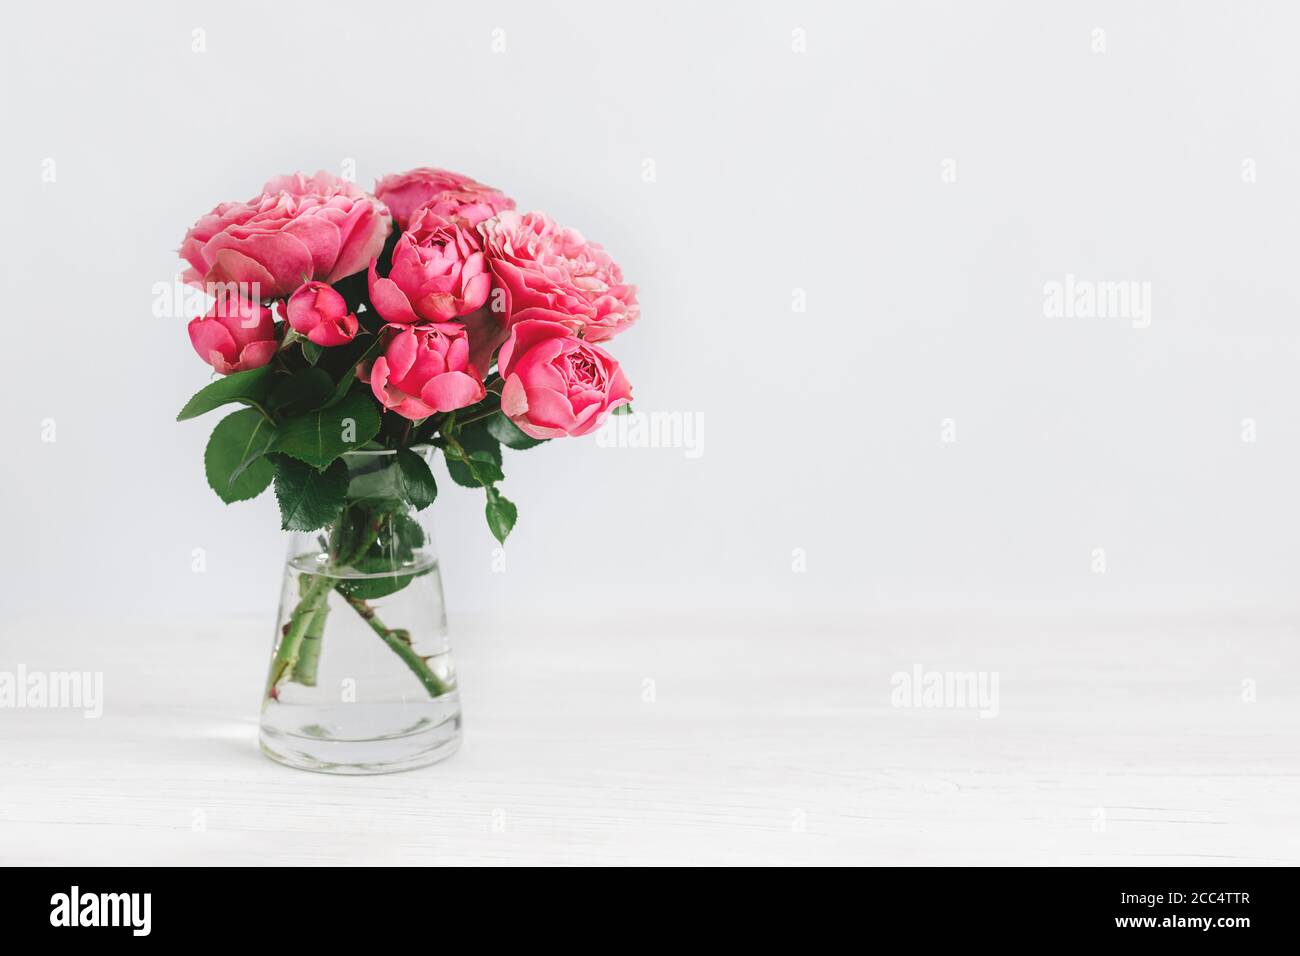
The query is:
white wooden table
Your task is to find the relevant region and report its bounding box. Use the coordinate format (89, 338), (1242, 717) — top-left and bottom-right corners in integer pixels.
(2, 612), (1297, 865)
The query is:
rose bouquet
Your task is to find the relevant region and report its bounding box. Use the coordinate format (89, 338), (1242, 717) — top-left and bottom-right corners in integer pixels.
(176, 168), (636, 772)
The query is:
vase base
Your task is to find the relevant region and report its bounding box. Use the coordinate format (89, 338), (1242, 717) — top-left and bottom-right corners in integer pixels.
(259, 711), (462, 775)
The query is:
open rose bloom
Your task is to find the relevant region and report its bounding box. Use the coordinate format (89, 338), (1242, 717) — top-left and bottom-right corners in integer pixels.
(479, 211), (638, 343)
(367, 207), (491, 324)
(175, 167), (639, 753)
(369, 322), (487, 418)
(181, 172), (392, 300)
(374, 167), (516, 228)
(499, 316), (632, 438)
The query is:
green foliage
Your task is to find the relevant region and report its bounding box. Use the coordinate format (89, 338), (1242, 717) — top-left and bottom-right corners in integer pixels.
(442, 433), (517, 544)
(270, 391), (381, 468)
(334, 509), (431, 600)
(344, 459), (403, 506)
(331, 269), (370, 315)
(336, 568), (431, 601)
(484, 487), (517, 545)
(204, 408), (275, 503)
(348, 511), (426, 569)
(177, 366), (274, 421)
(485, 411), (547, 449)
(458, 420), (503, 463)
(395, 449), (438, 510)
(324, 338), (384, 408)
(269, 368), (333, 415)
(273, 458), (350, 531)
(446, 449), (504, 488)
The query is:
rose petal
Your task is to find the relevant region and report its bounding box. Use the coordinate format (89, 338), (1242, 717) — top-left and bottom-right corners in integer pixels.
(521, 386), (575, 430)
(188, 317), (237, 368)
(235, 340), (278, 371)
(283, 215), (342, 280)
(421, 371), (486, 412)
(368, 261), (421, 324)
(384, 326), (419, 382)
(501, 373), (528, 418)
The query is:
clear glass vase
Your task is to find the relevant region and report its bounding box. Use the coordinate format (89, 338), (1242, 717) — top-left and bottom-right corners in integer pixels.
(258, 448), (461, 774)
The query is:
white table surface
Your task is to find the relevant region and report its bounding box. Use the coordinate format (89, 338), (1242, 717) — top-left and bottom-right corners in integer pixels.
(2, 611), (1297, 866)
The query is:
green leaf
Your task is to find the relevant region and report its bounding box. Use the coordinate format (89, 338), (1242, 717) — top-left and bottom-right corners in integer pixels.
(447, 449), (504, 488)
(325, 337), (384, 408)
(177, 366), (274, 421)
(391, 512), (426, 556)
(336, 566), (431, 601)
(445, 456), (479, 488)
(458, 421), (503, 464)
(485, 412), (546, 449)
(396, 449), (438, 510)
(228, 415), (280, 485)
(350, 512), (426, 568)
(468, 452), (504, 484)
(338, 512), (431, 598)
(269, 368), (333, 415)
(302, 341), (324, 366)
(485, 488), (517, 544)
(270, 391), (381, 468)
(345, 460), (403, 505)
(273, 458), (349, 531)
(204, 408), (276, 503)
(612, 403), (633, 416)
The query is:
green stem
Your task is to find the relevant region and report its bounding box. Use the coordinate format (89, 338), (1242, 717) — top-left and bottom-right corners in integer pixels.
(264, 508), (377, 700)
(266, 496), (449, 703)
(338, 591), (451, 698)
(246, 398), (276, 426)
(264, 573), (332, 697)
(290, 574), (330, 686)
(453, 404), (501, 428)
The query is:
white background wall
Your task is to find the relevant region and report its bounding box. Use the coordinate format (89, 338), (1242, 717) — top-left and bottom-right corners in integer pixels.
(3, 0), (1299, 624)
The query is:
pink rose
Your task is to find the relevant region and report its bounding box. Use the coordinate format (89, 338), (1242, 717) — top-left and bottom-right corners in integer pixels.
(479, 211), (638, 343)
(187, 297), (277, 375)
(411, 187), (517, 228)
(286, 282), (359, 347)
(368, 323), (487, 420)
(498, 315), (632, 439)
(374, 167), (515, 228)
(179, 171), (392, 301)
(368, 208), (491, 324)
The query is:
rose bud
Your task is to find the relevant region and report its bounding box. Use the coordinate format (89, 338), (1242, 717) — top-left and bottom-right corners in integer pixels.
(286, 282), (359, 347)
(187, 296), (277, 375)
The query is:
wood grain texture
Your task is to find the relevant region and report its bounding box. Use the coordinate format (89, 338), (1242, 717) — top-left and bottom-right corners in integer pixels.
(2, 612), (1297, 865)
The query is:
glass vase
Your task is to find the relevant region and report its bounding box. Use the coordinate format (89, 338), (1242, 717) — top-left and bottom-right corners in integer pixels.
(258, 448), (461, 774)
